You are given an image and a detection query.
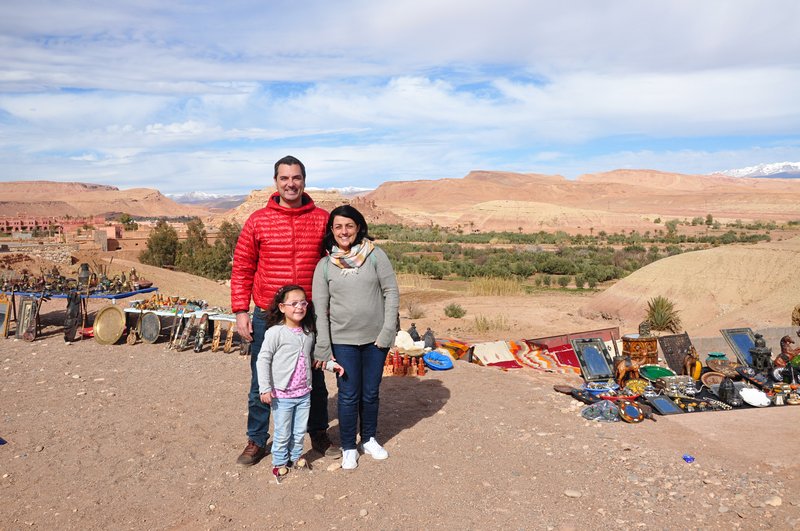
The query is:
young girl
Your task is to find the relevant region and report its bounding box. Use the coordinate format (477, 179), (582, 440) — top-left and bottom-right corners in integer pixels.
(256, 284), (343, 484)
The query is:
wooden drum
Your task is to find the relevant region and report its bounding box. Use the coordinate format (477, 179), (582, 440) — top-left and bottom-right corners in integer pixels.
(622, 334), (658, 365)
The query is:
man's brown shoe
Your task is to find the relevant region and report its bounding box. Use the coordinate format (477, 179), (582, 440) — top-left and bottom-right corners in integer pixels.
(236, 440), (267, 466)
(310, 431), (342, 458)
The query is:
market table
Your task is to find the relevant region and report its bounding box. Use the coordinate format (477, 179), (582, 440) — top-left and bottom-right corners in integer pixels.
(122, 306), (239, 348)
(1, 287), (158, 340)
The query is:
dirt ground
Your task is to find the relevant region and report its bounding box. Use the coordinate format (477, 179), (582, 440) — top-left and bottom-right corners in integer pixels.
(2, 305), (800, 530)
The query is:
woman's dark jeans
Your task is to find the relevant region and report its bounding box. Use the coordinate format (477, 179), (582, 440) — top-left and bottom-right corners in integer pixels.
(333, 343), (389, 450)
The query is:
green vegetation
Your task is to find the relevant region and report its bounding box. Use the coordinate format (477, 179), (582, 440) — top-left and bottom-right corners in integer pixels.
(646, 295), (682, 333)
(139, 220), (179, 267)
(117, 213), (139, 231)
(372, 222), (772, 287)
(444, 303), (467, 318)
(140, 218), (241, 279)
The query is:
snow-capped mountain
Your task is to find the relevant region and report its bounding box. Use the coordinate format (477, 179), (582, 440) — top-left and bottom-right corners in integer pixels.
(166, 191), (245, 203)
(306, 186), (373, 196)
(720, 162), (800, 178)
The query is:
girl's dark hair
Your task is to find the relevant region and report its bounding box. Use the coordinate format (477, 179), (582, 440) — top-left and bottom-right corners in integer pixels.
(265, 284), (316, 333)
(322, 205), (374, 252)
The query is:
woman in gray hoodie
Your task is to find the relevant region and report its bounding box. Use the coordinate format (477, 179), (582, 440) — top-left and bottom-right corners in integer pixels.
(312, 205), (400, 470)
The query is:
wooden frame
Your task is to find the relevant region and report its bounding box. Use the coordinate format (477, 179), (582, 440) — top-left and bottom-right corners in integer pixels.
(16, 297), (36, 340)
(720, 327), (756, 366)
(570, 337), (614, 381)
(0, 294), (9, 338)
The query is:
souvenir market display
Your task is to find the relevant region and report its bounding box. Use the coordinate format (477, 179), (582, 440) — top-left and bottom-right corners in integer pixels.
(556, 326), (800, 423)
(119, 293), (245, 353)
(1, 263), (153, 296)
(1, 263), (158, 342)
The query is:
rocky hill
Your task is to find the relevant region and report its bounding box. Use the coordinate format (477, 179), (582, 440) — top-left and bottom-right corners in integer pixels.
(0, 181), (208, 218)
(208, 188), (401, 227)
(365, 169), (800, 232)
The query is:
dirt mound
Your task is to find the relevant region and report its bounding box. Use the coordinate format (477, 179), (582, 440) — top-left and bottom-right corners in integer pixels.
(580, 236), (800, 335)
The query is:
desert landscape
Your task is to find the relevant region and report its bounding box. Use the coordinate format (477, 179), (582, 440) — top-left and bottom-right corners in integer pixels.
(2, 170), (800, 529)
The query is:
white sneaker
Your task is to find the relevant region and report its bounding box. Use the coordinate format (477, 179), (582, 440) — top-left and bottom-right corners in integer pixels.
(361, 437), (388, 460)
(341, 449), (359, 470)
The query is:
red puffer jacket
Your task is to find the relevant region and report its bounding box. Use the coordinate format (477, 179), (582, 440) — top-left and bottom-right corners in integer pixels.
(230, 192), (328, 313)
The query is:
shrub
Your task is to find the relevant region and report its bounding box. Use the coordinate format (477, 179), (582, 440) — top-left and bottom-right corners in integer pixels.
(646, 295), (682, 333)
(472, 314), (509, 333)
(405, 298), (425, 319)
(557, 276), (570, 288)
(444, 303), (466, 318)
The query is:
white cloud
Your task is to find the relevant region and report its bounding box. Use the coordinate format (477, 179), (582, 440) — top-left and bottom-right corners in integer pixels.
(1, 1), (800, 193)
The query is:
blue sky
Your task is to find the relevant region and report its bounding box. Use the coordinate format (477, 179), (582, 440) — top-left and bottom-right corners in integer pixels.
(1, 0), (799, 195)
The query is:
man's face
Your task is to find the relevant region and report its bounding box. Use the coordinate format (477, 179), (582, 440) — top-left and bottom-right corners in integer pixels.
(274, 163), (305, 207)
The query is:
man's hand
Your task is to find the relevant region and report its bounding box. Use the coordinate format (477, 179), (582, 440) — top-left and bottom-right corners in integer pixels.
(236, 312), (253, 342)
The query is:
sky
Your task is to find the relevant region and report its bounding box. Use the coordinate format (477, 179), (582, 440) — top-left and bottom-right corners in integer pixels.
(1, 0), (799, 195)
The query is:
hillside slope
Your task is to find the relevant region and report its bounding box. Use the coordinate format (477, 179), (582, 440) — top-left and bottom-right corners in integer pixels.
(0, 181), (208, 218)
(580, 236), (800, 335)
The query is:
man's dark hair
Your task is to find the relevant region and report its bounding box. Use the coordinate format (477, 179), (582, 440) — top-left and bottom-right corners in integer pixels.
(274, 155), (306, 180)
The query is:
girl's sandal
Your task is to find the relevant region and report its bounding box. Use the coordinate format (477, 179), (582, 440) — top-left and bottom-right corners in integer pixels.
(293, 457), (309, 470)
(272, 466), (289, 484)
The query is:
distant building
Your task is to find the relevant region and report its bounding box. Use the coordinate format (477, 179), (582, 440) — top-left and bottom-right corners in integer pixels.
(0, 215), (105, 237)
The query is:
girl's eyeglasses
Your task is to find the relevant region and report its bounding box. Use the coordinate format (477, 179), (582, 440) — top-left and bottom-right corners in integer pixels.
(281, 300), (308, 309)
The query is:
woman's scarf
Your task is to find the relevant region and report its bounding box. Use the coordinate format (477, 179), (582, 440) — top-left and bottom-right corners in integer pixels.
(329, 239), (375, 271)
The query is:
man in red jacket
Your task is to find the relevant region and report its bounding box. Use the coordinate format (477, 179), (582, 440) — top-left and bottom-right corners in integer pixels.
(230, 155), (338, 466)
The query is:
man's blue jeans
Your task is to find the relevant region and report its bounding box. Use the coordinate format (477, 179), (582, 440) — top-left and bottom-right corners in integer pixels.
(270, 394), (311, 466)
(333, 343), (389, 451)
(246, 308), (329, 448)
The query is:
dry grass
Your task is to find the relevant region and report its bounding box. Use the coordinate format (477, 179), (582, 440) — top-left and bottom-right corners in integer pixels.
(471, 313), (510, 333)
(397, 273), (432, 290)
(404, 297), (426, 319)
(467, 277), (525, 297)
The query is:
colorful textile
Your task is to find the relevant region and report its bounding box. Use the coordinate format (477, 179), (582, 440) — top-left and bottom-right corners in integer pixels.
(472, 340), (517, 366)
(329, 239), (375, 270)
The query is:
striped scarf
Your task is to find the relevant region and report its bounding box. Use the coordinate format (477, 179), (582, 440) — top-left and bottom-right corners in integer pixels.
(329, 239), (374, 270)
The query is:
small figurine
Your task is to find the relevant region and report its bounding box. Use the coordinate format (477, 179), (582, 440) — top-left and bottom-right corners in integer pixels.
(613, 355), (640, 385)
(423, 327), (436, 349)
(681, 346), (702, 380)
(407, 323), (420, 342)
(417, 357), (426, 376)
(775, 335), (800, 368)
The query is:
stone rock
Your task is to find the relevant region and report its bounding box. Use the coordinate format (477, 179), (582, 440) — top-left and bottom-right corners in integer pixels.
(326, 462), (340, 471)
(563, 490), (582, 498)
(359, 509), (368, 517)
(34, 445), (44, 453)
(764, 496), (782, 507)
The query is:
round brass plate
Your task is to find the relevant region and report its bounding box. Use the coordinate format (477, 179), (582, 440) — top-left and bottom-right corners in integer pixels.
(93, 305), (126, 345)
(140, 312), (162, 344)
